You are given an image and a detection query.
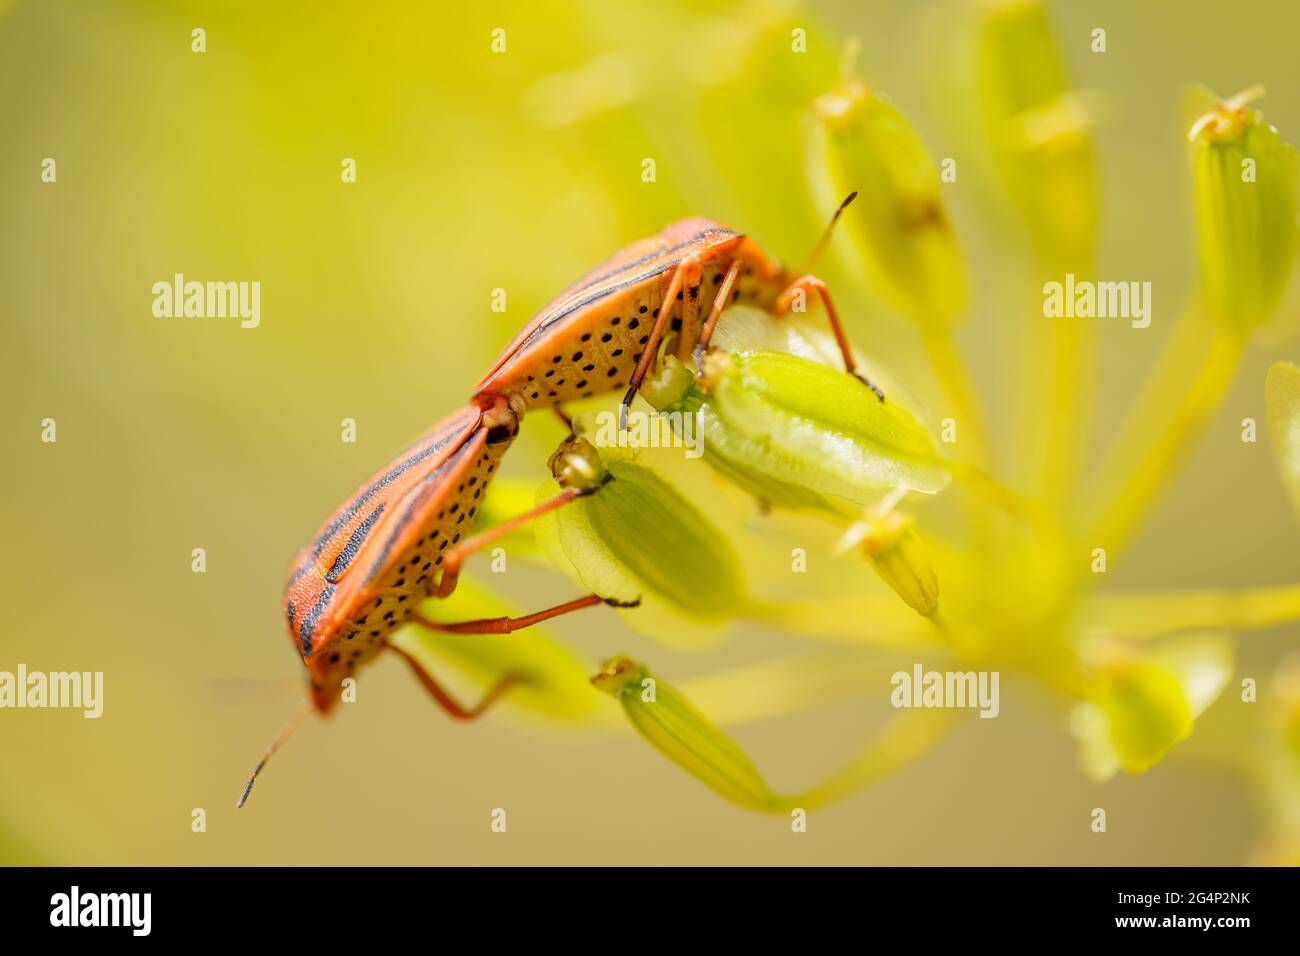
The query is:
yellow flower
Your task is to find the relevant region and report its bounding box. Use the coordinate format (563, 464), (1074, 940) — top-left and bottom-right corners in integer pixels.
(401, 10), (1300, 843)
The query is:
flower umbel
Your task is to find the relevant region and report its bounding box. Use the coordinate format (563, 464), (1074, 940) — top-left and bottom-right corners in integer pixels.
(411, 11), (1300, 853)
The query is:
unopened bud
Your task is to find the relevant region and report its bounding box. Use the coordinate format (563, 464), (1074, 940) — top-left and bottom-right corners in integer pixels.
(805, 69), (966, 326)
(1189, 86), (1298, 335)
(645, 350), (950, 513)
(850, 509), (939, 616)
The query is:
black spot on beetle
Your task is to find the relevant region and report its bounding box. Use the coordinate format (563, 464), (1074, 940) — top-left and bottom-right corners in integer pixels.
(639, 305), (648, 314)
(572, 351), (583, 361)
(576, 379), (588, 388)
(628, 317), (640, 329)
(601, 333), (612, 342)
(606, 367), (618, 377)
(671, 318), (682, 331)
(581, 333), (591, 342)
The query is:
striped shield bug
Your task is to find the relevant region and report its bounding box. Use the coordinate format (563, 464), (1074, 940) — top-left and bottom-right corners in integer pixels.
(237, 395), (630, 807)
(472, 194), (882, 429)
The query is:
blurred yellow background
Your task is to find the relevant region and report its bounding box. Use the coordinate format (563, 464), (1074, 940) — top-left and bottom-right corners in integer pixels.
(2, 0), (1297, 865)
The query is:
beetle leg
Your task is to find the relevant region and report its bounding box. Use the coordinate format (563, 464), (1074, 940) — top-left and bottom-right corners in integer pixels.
(432, 482), (605, 599)
(620, 254), (702, 429)
(772, 274), (885, 401)
(694, 258), (743, 377)
(553, 404), (575, 434)
(389, 644), (524, 720)
(409, 593), (638, 635)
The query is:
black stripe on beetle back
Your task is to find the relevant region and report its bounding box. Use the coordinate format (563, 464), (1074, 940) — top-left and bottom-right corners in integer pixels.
(284, 416), (475, 591)
(298, 582), (336, 656)
(361, 438), (481, 588)
(549, 226), (735, 310)
(325, 502), (386, 583)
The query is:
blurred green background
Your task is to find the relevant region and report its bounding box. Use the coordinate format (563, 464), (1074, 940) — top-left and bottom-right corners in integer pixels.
(2, 0), (1298, 864)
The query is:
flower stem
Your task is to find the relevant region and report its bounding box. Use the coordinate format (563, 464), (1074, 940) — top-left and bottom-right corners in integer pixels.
(1088, 583), (1300, 638)
(1039, 315), (1096, 504)
(921, 323), (992, 470)
(1081, 314), (1245, 564)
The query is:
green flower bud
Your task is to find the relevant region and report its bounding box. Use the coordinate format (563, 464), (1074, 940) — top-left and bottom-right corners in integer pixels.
(805, 70), (966, 326)
(848, 509), (940, 617)
(1190, 87), (1299, 335)
(1094, 663), (1193, 775)
(592, 656), (773, 812)
(642, 350), (951, 513)
(538, 437), (749, 637)
(974, 0), (1098, 269)
(1072, 632), (1232, 779)
(592, 655), (955, 812)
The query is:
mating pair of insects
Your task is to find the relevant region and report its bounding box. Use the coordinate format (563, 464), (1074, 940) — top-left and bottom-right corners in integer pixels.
(238, 195), (879, 806)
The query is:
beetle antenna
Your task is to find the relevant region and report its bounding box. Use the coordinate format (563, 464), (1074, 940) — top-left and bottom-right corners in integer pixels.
(796, 191), (858, 276)
(236, 700), (311, 808)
